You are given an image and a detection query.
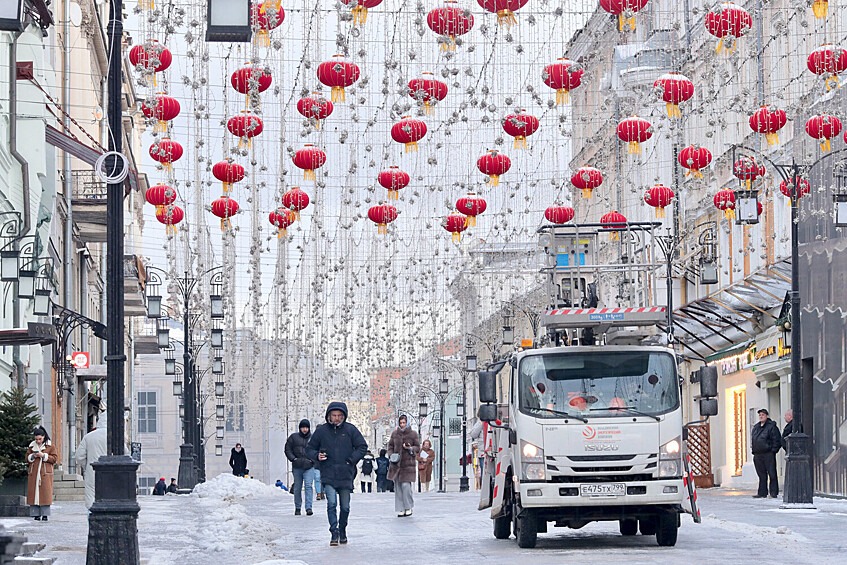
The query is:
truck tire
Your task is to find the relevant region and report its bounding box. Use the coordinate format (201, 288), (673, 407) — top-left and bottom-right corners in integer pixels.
(514, 509), (538, 548)
(619, 519), (638, 536)
(639, 518), (657, 536)
(655, 513), (678, 547)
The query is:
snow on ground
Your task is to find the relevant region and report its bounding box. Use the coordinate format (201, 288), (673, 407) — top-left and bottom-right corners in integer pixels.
(192, 473), (283, 500)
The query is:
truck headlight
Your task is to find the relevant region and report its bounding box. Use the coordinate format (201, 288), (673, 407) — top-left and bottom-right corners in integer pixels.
(523, 463), (546, 481)
(659, 436), (682, 478)
(660, 437), (681, 457)
(659, 460), (680, 478)
(520, 440), (545, 481)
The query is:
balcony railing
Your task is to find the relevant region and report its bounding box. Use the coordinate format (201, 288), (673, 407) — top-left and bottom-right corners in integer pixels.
(71, 170), (108, 200)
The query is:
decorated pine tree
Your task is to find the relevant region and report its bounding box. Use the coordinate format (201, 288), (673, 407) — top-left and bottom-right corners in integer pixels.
(0, 387), (42, 479)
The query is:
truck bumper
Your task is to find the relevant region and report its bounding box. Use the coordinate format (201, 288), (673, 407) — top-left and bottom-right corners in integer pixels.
(518, 478), (685, 511)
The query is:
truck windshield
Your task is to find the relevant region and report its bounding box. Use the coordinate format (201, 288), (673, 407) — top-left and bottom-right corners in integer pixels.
(517, 351), (678, 419)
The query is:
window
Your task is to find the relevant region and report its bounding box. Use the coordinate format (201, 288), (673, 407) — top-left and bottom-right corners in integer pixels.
(137, 391), (157, 433)
(138, 476), (157, 495)
(226, 390), (244, 432)
(448, 417), (462, 437)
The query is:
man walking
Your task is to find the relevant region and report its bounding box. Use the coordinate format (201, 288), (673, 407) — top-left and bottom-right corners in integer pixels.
(229, 443), (247, 476)
(285, 419), (316, 516)
(307, 401), (368, 546)
(751, 408), (782, 498)
(75, 411), (108, 509)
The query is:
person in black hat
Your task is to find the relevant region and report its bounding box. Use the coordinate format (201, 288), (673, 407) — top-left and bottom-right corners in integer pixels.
(284, 418), (316, 516)
(751, 408), (782, 498)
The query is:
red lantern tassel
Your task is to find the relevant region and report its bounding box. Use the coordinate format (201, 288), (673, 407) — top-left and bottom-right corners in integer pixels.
(627, 141), (641, 154)
(820, 138), (832, 152)
(582, 188), (593, 199)
(812, 0), (828, 19)
(665, 102), (681, 119)
(377, 223), (387, 235)
(139, 0), (155, 9)
(222, 182), (232, 194)
(466, 216), (476, 228)
(609, 231), (621, 241)
(166, 224), (176, 236)
(423, 101), (434, 115)
(277, 228), (286, 239)
(513, 136), (527, 150)
(556, 88), (570, 105)
(155, 205), (164, 214)
(155, 120), (168, 133)
(404, 141), (418, 153)
(254, 30), (270, 48)
(496, 10), (517, 27)
(313, 119), (322, 130)
(440, 36), (457, 52)
(765, 132), (780, 146)
(826, 75), (839, 91)
(303, 169), (316, 181)
(723, 208), (735, 220)
(388, 190), (398, 200)
(618, 14), (636, 32)
(716, 36), (738, 55)
(655, 207), (666, 219)
(451, 232), (461, 243)
(351, 5), (369, 26)
(331, 86), (346, 103)
(488, 174), (500, 186)
(293, 210), (301, 221)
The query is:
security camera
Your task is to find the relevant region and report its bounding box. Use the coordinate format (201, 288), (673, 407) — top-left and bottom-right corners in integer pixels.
(76, 247), (91, 257)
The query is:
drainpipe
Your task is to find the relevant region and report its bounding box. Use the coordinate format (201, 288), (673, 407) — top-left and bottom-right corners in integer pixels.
(63, 0), (77, 474)
(9, 33), (32, 390)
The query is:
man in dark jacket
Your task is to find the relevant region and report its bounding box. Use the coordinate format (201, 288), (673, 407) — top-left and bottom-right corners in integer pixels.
(751, 408), (782, 498)
(152, 477), (166, 496)
(306, 401), (368, 547)
(781, 409), (794, 451)
(229, 443), (247, 476)
(285, 419), (316, 516)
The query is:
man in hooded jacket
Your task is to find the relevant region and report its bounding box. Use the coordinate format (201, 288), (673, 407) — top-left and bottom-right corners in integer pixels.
(285, 418), (316, 515)
(306, 401), (368, 547)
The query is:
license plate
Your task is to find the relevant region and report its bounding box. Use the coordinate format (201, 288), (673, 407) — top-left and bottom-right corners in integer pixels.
(579, 483), (626, 497)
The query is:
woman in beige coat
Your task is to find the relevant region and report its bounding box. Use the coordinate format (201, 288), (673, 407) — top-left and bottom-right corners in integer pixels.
(417, 439), (435, 492)
(26, 426), (58, 521)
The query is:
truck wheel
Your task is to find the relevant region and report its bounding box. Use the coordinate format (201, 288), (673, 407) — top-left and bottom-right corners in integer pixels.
(619, 519), (637, 536)
(494, 514), (512, 539)
(515, 510), (538, 548)
(639, 518), (657, 536)
(655, 513), (678, 547)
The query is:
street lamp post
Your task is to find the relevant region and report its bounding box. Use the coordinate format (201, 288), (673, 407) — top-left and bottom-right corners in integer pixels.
(459, 353), (476, 492)
(417, 398), (428, 492)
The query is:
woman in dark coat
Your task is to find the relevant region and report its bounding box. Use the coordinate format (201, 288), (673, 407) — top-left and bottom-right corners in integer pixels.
(26, 426), (58, 521)
(386, 415), (420, 517)
(229, 443), (247, 476)
(417, 439), (435, 492)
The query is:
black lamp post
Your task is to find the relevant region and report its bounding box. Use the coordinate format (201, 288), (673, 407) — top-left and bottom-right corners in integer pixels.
(459, 354), (476, 492)
(437, 375), (449, 492)
(417, 398), (428, 492)
(87, 2), (140, 563)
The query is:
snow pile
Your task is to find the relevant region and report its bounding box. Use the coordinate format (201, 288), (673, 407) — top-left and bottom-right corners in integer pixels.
(192, 473), (282, 500)
(193, 501), (282, 552)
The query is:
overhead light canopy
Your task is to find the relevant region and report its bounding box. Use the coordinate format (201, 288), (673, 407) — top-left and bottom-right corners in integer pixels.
(33, 288), (52, 317)
(17, 269), (36, 299)
(466, 354), (477, 373)
(212, 356), (223, 374)
(211, 327), (224, 349)
(215, 381), (225, 397)
(147, 295), (162, 319)
(1, 250), (18, 281)
(216, 404), (225, 419)
(216, 426), (225, 440)
(157, 327), (170, 348)
(165, 358), (176, 376)
(734, 190), (759, 225)
(419, 401), (428, 419)
(206, 0), (252, 43)
(210, 294), (224, 319)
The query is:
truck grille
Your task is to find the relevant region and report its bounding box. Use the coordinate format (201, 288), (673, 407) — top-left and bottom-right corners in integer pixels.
(550, 473), (654, 484)
(545, 454), (658, 479)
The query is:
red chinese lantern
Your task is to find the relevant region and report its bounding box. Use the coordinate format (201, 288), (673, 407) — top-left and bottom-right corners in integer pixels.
(282, 187), (310, 220)
(749, 105), (788, 146)
(145, 184), (177, 214)
(599, 0), (649, 32)
(812, 0), (828, 19)
(678, 145), (712, 178)
(705, 2), (752, 53)
(230, 64), (273, 107)
(570, 166), (604, 199)
(477, 0), (529, 27)
(455, 193), (487, 227)
(407, 73), (448, 114)
(149, 138), (183, 172)
(211, 196), (239, 231)
(377, 167), (411, 200)
(779, 177), (811, 202)
(427, 0), (475, 51)
(733, 156), (765, 189)
(141, 94), (181, 133)
(155, 205), (184, 235)
(252, 3), (285, 47)
(502, 110), (540, 149)
(713, 189), (736, 220)
(807, 44), (847, 91)
(544, 205), (575, 225)
(226, 112), (264, 148)
(212, 160), (246, 193)
(644, 184), (675, 218)
(542, 58), (584, 105)
(616, 116), (652, 154)
(367, 204), (399, 235)
(296, 92), (334, 129)
(599, 210), (628, 241)
(128, 40), (172, 85)
(391, 116), (428, 152)
(317, 55), (361, 103)
(269, 208), (297, 238)
(805, 114), (842, 152)
(292, 145), (327, 181)
(477, 150), (511, 186)
(653, 72), (694, 119)
(341, 0), (384, 26)
(443, 213), (468, 243)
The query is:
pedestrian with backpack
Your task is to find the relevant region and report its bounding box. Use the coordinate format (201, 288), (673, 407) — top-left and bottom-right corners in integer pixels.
(375, 449), (390, 492)
(358, 450), (376, 493)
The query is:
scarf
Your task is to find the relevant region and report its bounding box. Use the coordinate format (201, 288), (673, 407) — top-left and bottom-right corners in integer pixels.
(28, 440), (51, 506)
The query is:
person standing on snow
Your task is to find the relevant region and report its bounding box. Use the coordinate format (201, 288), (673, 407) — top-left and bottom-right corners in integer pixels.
(358, 450), (376, 493)
(285, 419), (316, 515)
(229, 443), (247, 476)
(751, 408), (782, 498)
(26, 426), (58, 521)
(386, 414), (420, 517)
(375, 449), (390, 493)
(75, 412), (108, 509)
(306, 401), (368, 546)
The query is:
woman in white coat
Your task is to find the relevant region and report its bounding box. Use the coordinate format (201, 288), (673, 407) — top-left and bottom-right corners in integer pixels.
(75, 413), (108, 510)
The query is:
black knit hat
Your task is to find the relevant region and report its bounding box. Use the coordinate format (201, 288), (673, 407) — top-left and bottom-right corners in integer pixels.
(299, 419), (311, 429)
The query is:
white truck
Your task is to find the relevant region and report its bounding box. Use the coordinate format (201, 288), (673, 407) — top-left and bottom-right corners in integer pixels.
(476, 307), (717, 548)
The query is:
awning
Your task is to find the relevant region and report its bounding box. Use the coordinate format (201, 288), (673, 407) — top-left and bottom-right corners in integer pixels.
(0, 322), (57, 346)
(45, 125), (140, 193)
(705, 339), (753, 363)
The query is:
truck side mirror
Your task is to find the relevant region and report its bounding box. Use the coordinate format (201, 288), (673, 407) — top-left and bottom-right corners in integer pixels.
(478, 403), (498, 422)
(479, 370), (496, 404)
(699, 398), (718, 417)
(699, 365), (718, 398)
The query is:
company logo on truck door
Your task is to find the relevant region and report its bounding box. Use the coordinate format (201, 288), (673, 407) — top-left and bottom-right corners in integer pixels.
(582, 425), (622, 452)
